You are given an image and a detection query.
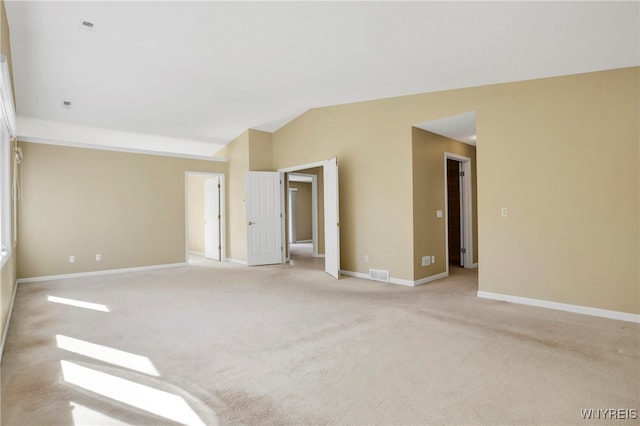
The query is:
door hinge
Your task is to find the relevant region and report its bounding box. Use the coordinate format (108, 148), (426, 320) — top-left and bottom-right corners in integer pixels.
(281, 246), (283, 251)
(218, 214), (221, 219)
(280, 213), (283, 218)
(459, 171), (465, 177)
(461, 248), (467, 254)
(218, 184), (221, 189)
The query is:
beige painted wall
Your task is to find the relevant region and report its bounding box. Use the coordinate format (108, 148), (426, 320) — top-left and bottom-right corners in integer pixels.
(476, 69), (638, 314)
(17, 143), (226, 278)
(249, 129), (274, 171)
(0, 0), (17, 348)
(187, 174), (206, 254)
(268, 67), (639, 314)
(289, 182), (312, 241)
(215, 129), (275, 262)
(412, 129), (478, 280)
(216, 131), (249, 261)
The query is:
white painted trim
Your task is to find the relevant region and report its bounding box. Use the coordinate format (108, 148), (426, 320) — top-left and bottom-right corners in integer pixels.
(20, 137), (228, 162)
(313, 254), (325, 258)
(294, 240), (312, 243)
(339, 270), (369, 280)
(477, 291), (640, 324)
(188, 250), (205, 256)
(413, 271), (449, 286)
(340, 270), (448, 287)
(389, 277), (415, 287)
(470, 262), (479, 269)
(278, 160), (326, 173)
(16, 263), (186, 284)
(226, 258), (248, 266)
(288, 188), (297, 244)
(0, 279), (18, 364)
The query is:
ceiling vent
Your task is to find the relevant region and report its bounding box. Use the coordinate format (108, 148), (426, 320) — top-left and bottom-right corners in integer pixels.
(62, 100), (72, 108)
(80, 20), (96, 31)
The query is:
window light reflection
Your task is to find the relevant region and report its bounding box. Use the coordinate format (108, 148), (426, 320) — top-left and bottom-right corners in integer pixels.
(69, 400), (128, 425)
(48, 296), (110, 312)
(61, 361), (206, 426)
(56, 335), (159, 377)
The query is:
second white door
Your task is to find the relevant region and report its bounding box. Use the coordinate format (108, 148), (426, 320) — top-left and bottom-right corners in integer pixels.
(246, 171), (283, 266)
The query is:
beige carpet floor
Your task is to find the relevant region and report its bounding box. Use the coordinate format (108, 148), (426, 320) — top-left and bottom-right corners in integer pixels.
(1, 256), (638, 425)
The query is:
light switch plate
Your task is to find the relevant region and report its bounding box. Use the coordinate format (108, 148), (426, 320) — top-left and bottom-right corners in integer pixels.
(436, 210), (443, 218)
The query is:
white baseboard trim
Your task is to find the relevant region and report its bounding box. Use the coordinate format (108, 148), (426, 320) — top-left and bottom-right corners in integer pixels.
(293, 240), (312, 243)
(413, 272), (449, 286)
(313, 254), (325, 258)
(477, 291), (640, 324)
(226, 258), (248, 266)
(389, 277), (415, 287)
(16, 262), (187, 284)
(340, 270), (448, 287)
(0, 280), (18, 364)
(469, 263), (479, 269)
(340, 270), (369, 280)
(188, 250), (205, 256)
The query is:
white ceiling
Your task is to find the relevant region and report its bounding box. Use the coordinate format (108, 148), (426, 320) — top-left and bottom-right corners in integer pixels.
(415, 112), (477, 146)
(5, 1), (639, 156)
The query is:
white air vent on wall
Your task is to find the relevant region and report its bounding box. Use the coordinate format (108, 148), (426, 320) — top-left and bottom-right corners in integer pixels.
(369, 269), (390, 283)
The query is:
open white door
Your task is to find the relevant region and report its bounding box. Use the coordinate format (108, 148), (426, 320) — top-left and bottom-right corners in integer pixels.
(324, 158), (340, 279)
(246, 171), (283, 266)
(204, 177), (221, 260)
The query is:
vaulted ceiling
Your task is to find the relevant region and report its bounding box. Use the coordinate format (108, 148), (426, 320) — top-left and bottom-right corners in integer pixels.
(5, 1), (639, 156)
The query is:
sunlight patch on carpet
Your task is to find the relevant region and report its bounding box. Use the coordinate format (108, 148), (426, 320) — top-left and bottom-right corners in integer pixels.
(69, 401), (129, 425)
(61, 361), (207, 426)
(56, 335), (159, 376)
(48, 296), (110, 312)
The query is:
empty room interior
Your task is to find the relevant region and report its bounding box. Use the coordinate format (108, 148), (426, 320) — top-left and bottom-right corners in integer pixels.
(0, 1), (638, 425)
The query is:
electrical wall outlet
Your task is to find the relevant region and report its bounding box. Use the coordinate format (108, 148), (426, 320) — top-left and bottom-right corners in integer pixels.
(69, 256), (75, 263)
(501, 207), (509, 217)
(96, 254), (102, 261)
(421, 256), (431, 266)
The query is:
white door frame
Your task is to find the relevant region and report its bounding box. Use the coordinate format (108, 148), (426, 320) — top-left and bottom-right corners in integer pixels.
(184, 172), (226, 262)
(278, 160), (327, 272)
(443, 153), (473, 271)
(287, 173), (319, 258)
(288, 187), (298, 244)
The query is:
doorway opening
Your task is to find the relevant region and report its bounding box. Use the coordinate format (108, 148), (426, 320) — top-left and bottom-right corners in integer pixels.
(287, 172), (318, 260)
(447, 158), (463, 266)
(444, 153), (472, 269)
(185, 172), (226, 264)
(285, 170), (322, 269)
(246, 158), (339, 278)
